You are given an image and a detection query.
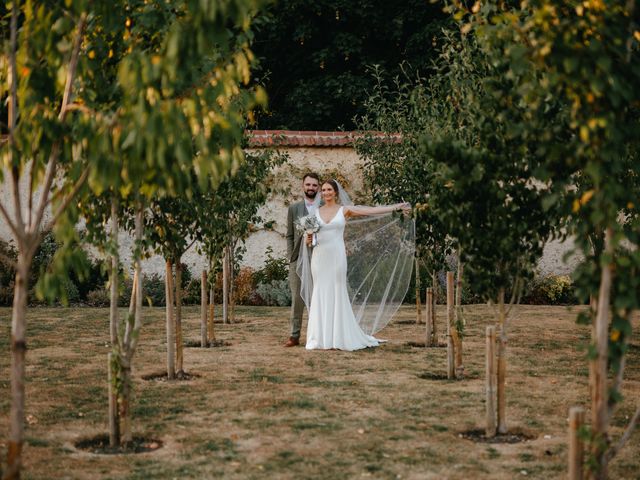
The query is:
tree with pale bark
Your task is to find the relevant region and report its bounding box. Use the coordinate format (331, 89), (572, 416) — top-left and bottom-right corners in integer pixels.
(198, 148), (287, 324)
(490, 1), (640, 477)
(1, 0), (265, 476)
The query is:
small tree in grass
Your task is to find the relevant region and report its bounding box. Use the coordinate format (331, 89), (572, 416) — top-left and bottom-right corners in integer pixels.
(0, 3), (116, 476)
(147, 194), (202, 379)
(425, 15), (567, 432)
(355, 64), (457, 340)
(2, 0), (267, 467)
(198, 148), (287, 324)
(500, 1), (640, 476)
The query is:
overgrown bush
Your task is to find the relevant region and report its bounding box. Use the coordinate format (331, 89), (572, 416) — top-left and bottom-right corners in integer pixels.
(256, 279), (291, 306)
(235, 267), (260, 305)
(253, 247), (288, 284)
(86, 288), (110, 307)
(183, 277), (202, 305)
(522, 275), (577, 305)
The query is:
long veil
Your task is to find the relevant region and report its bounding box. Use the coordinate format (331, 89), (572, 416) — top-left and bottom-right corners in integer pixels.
(296, 182), (415, 335)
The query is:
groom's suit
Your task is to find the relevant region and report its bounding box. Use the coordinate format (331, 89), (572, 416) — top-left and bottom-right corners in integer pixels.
(287, 200), (308, 340)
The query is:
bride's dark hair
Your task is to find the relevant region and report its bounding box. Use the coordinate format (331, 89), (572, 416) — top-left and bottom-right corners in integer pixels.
(323, 179), (340, 201)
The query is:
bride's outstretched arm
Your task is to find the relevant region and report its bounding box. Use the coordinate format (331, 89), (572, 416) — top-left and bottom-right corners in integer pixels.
(344, 203), (410, 218)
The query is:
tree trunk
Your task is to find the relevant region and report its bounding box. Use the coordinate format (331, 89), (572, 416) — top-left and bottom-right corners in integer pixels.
(454, 256), (464, 376)
(590, 228), (613, 479)
(121, 203), (144, 446)
(119, 268), (137, 448)
(486, 326), (497, 437)
(108, 198), (121, 445)
(446, 271), (455, 379)
(175, 260), (184, 374)
(456, 258), (464, 325)
(208, 283), (215, 343)
(165, 260), (176, 380)
(497, 287), (508, 434)
(415, 256), (421, 324)
(222, 248), (229, 324)
(5, 260), (31, 480)
(426, 287), (433, 347)
(108, 353), (119, 448)
(201, 269), (208, 347)
(110, 198), (119, 346)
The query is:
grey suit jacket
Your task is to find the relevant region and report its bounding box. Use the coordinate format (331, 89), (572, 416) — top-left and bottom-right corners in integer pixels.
(287, 201), (308, 263)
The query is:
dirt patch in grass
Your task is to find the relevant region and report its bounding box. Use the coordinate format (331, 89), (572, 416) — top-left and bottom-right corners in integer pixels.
(405, 340), (446, 348)
(140, 370), (200, 381)
(75, 434), (163, 454)
(184, 339), (231, 348)
(0, 304), (638, 479)
(459, 428), (535, 444)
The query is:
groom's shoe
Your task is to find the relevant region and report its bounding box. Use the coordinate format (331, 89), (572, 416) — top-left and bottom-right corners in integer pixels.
(284, 337), (300, 347)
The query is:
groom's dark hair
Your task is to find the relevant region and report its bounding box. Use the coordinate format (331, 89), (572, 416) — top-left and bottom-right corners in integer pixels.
(302, 172), (320, 182)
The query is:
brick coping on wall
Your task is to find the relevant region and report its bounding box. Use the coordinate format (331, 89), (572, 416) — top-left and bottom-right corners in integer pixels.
(246, 130), (401, 147)
(1, 131), (399, 148)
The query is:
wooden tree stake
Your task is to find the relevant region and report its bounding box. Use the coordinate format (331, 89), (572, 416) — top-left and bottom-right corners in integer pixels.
(415, 256), (422, 324)
(208, 283), (216, 343)
(426, 287), (434, 347)
(486, 326), (497, 437)
(165, 260), (176, 380)
(431, 273), (437, 343)
(201, 270), (208, 347)
(497, 287), (507, 434)
(446, 271), (455, 379)
(175, 261), (184, 374)
(569, 406), (585, 480)
(222, 248), (230, 324)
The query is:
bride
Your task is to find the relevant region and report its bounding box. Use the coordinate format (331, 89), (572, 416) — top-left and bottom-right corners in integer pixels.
(302, 179), (411, 351)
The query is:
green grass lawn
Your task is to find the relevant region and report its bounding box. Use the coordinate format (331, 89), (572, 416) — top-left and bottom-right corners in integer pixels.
(0, 305), (638, 479)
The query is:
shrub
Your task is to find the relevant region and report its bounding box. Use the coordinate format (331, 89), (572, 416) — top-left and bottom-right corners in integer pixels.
(522, 274), (577, 305)
(144, 273), (166, 307)
(235, 267), (260, 305)
(183, 277), (202, 305)
(253, 247), (288, 284)
(256, 279), (291, 306)
(86, 288), (110, 307)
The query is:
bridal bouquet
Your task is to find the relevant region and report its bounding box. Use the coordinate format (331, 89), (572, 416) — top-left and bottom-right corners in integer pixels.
(296, 214), (321, 247)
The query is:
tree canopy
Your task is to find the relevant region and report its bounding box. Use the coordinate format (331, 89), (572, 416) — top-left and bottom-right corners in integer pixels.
(251, 0), (448, 130)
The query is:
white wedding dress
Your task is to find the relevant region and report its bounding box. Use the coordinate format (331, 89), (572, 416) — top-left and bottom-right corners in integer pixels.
(305, 207), (380, 351)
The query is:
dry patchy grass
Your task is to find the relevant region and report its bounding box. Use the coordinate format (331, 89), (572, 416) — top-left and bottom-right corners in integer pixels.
(0, 305), (638, 479)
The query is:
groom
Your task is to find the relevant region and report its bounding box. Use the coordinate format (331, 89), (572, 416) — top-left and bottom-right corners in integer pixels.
(284, 172), (320, 347)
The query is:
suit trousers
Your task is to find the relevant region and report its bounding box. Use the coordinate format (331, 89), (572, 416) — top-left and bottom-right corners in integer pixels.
(289, 261), (305, 339)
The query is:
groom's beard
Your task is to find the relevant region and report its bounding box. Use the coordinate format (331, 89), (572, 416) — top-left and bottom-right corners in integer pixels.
(304, 190), (318, 200)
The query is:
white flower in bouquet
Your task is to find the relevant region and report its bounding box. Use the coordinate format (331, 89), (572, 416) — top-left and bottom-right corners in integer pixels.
(295, 214), (321, 246)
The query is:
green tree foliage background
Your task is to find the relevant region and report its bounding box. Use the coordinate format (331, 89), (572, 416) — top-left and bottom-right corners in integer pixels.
(251, 0), (448, 130)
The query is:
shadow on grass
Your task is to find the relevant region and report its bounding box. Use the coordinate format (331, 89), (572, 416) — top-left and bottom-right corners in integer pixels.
(141, 370), (200, 381)
(75, 434), (163, 454)
(459, 428), (535, 444)
(184, 339), (231, 348)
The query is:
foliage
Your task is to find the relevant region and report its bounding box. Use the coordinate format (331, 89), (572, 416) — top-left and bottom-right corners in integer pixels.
(459, 0), (640, 471)
(355, 64), (453, 282)
(253, 247), (288, 284)
(522, 275), (577, 306)
(255, 280), (291, 306)
(251, 0), (449, 130)
(358, 26), (560, 302)
(234, 267), (259, 305)
(0, 0), (270, 462)
(198, 148), (287, 270)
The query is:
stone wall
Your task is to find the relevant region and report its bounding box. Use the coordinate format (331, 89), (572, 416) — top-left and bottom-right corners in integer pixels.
(0, 137), (579, 277)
